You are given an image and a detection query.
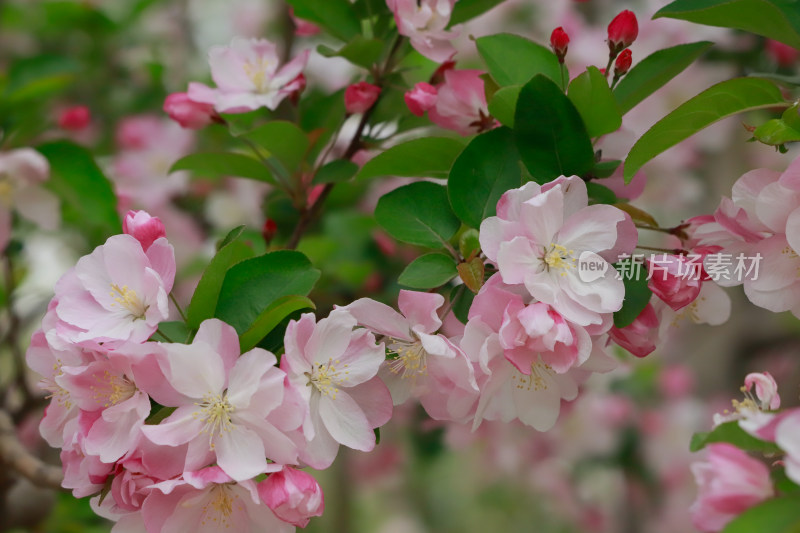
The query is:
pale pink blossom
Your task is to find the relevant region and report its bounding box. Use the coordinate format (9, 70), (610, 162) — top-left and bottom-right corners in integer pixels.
(404, 82), (438, 116)
(60, 412), (114, 497)
(713, 373), (781, 440)
(388, 0), (458, 62)
(343, 290), (478, 421)
(141, 467), (293, 533)
(187, 37), (309, 113)
(0, 148), (59, 250)
(281, 309), (392, 469)
(123, 210), (166, 252)
(163, 92), (216, 129)
(141, 319), (301, 481)
(690, 443), (773, 532)
(258, 466), (324, 527)
(480, 176), (637, 326)
(428, 69), (495, 136)
(775, 409), (800, 485)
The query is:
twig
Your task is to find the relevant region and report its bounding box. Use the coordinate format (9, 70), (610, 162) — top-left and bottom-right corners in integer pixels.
(0, 410), (63, 490)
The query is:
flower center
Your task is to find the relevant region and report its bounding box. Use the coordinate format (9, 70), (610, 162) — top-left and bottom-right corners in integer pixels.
(90, 370), (136, 408)
(543, 243), (576, 275)
(306, 358), (350, 399)
(387, 339), (428, 380)
(109, 284), (148, 319)
(200, 485), (243, 529)
(0, 177), (14, 208)
(195, 393), (235, 446)
(243, 58), (271, 93)
(511, 361), (554, 392)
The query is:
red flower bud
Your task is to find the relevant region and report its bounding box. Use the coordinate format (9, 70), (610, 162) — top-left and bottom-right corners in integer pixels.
(344, 82), (381, 114)
(262, 219), (278, 244)
(608, 10), (638, 53)
(766, 39), (799, 67)
(163, 93), (216, 130)
(58, 106), (91, 131)
(285, 73), (306, 106)
(614, 49), (633, 76)
(550, 27), (570, 63)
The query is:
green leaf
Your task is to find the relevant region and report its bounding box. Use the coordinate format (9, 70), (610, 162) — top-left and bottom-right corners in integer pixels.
(450, 284), (476, 324)
(655, 0), (800, 49)
(187, 233), (254, 329)
(753, 118), (800, 146)
(398, 253), (458, 289)
(487, 85), (521, 127)
(690, 420), (782, 453)
(317, 36), (384, 69)
(355, 137), (465, 180)
(242, 121), (310, 173)
(457, 257), (486, 293)
(37, 141), (120, 246)
(448, 127), (522, 228)
(722, 496), (800, 533)
(476, 34), (563, 88)
(613, 261), (651, 329)
(514, 75), (595, 182)
(586, 182), (619, 205)
(151, 321), (191, 343)
(313, 159), (359, 184)
(285, 0), (361, 41)
(215, 251), (321, 334)
(5, 54), (80, 102)
(239, 295), (316, 352)
(449, 0), (505, 25)
(375, 181), (461, 248)
(614, 41), (714, 115)
(170, 152), (275, 184)
(217, 225), (246, 250)
(592, 160), (622, 178)
(568, 66), (622, 137)
(624, 77), (786, 183)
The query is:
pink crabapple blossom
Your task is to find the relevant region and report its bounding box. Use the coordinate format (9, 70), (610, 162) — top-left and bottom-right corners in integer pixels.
(258, 466), (324, 527)
(281, 309), (392, 469)
(404, 82), (438, 117)
(388, 0), (459, 63)
(123, 210), (167, 252)
(344, 81), (381, 114)
(427, 69), (496, 136)
(163, 92), (217, 130)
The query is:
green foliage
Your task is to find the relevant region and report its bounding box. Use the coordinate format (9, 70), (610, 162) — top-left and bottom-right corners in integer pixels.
(722, 496), (800, 533)
(239, 295), (316, 352)
(624, 77), (786, 182)
(170, 152), (275, 184)
(656, 0), (800, 49)
(375, 182), (461, 248)
(186, 227), (254, 329)
(449, 0), (506, 26)
(448, 127), (522, 228)
(37, 141), (120, 247)
(285, 0), (362, 41)
(318, 36), (385, 69)
(215, 250), (321, 334)
(476, 34), (564, 89)
(487, 85), (520, 127)
(242, 120), (310, 173)
(514, 75), (595, 183)
(613, 261), (651, 329)
(752, 104), (800, 147)
(690, 420), (782, 453)
(614, 41), (714, 115)
(355, 137), (465, 180)
(568, 66), (622, 138)
(4, 54), (79, 103)
(313, 159), (360, 184)
(398, 253), (458, 289)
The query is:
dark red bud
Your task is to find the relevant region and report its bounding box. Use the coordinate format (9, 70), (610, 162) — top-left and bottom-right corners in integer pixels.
(608, 10), (638, 53)
(550, 27), (570, 63)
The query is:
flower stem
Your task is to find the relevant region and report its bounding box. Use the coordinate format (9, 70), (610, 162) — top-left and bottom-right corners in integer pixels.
(169, 292), (188, 323)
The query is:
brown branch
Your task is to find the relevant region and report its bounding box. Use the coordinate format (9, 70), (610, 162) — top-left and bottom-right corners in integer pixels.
(0, 410), (63, 490)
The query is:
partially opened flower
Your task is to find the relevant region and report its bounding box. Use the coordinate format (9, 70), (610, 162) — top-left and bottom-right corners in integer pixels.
(281, 309), (392, 469)
(258, 466), (324, 527)
(389, 0), (458, 62)
(428, 69), (496, 136)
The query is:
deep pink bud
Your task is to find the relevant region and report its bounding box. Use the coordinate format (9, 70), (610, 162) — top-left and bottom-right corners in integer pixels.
(646, 254), (701, 311)
(608, 10), (638, 51)
(258, 467), (324, 528)
(404, 82), (438, 117)
(123, 210), (166, 251)
(284, 73), (307, 106)
(163, 92), (216, 129)
(608, 303), (659, 358)
(767, 39), (799, 67)
(58, 106), (91, 131)
(345, 81), (381, 114)
(262, 218), (278, 244)
(614, 49), (633, 76)
(550, 27), (570, 63)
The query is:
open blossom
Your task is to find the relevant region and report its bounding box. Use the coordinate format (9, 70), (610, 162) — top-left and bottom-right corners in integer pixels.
(258, 467), (324, 527)
(690, 443), (773, 532)
(0, 148), (60, 251)
(187, 37), (309, 113)
(53, 232), (175, 346)
(281, 309), (392, 469)
(775, 410), (800, 485)
(142, 319), (301, 481)
(388, 0), (458, 62)
(427, 69), (496, 136)
(713, 372), (781, 439)
(480, 176), (637, 326)
(343, 290), (478, 421)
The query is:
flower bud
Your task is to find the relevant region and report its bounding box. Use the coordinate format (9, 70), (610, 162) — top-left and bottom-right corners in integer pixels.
(345, 81), (381, 114)
(284, 73), (307, 106)
(404, 82), (438, 117)
(429, 59), (456, 85)
(58, 106), (91, 131)
(262, 218), (278, 244)
(550, 27), (570, 63)
(609, 303), (659, 357)
(258, 467), (324, 528)
(608, 10), (638, 53)
(766, 39), (799, 67)
(123, 210), (166, 251)
(163, 92), (216, 130)
(614, 49), (633, 76)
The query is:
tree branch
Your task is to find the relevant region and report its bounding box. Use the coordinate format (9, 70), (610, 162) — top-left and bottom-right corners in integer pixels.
(0, 410), (63, 490)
